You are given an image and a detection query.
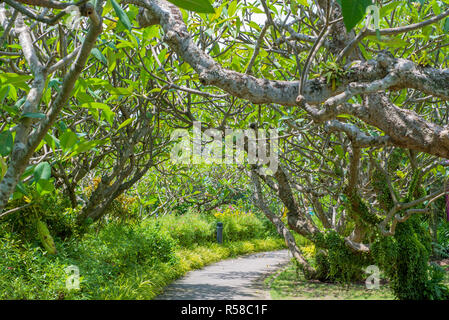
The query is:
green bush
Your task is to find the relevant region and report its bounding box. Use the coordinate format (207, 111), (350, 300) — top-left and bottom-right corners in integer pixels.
(313, 230), (371, 283)
(217, 213), (265, 242)
(152, 209), (277, 247)
(87, 222), (178, 269)
(154, 213), (215, 247)
(254, 212), (280, 238)
(3, 191), (76, 242)
(437, 221), (449, 251)
(211, 206), (272, 242)
(372, 215), (449, 300)
(0, 221), (178, 299)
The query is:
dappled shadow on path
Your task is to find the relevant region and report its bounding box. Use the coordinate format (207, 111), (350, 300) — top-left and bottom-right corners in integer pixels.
(155, 283), (256, 300)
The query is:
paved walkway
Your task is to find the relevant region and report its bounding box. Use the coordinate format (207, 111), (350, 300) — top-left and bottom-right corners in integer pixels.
(155, 249), (291, 300)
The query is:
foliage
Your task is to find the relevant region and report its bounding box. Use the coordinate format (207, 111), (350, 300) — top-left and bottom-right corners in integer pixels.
(337, 0), (374, 32)
(91, 223), (179, 269)
(371, 173), (449, 300)
(167, 0), (215, 13)
(266, 260), (397, 300)
(155, 211), (215, 247)
(344, 189), (382, 227)
(372, 216), (449, 300)
(213, 206), (268, 241)
(0, 206), (284, 299)
(313, 230), (372, 283)
(84, 177), (140, 224)
(371, 167), (395, 212)
(437, 222), (449, 250)
(3, 191), (76, 243)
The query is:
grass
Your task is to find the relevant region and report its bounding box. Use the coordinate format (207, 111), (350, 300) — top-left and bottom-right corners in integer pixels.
(265, 261), (395, 300)
(0, 209), (285, 300)
(176, 239), (285, 272)
(265, 260), (449, 300)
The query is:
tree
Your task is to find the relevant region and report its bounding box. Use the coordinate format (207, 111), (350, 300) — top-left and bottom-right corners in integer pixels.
(133, 0), (449, 298)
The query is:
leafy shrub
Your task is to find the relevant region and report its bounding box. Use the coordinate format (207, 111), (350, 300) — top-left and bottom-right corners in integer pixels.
(0, 220), (283, 299)
(88, 222), (178, 270)
(152, 208), (278, 247)
(0, 220), (178, 299)
(312, 230), (372, 283)
(3, 191), (75, 243)
(84, 178), (140, 224)
(372, 215), (449, 300)
(301, 244), (316, 261)
(437, 221), (449, 250)
(212, 206), (266, 242)
(314, 250), (331, 282)
(154, 212), (215, 247)
(424, 263), (449, 300)
(254, 211), (279, 238)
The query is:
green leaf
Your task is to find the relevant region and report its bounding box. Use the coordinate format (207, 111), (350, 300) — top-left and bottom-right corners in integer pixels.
(339, 0), (372, 32)
(91, 48), (108, 65)
(0, 131), (13, 156)
(44, 133), (60, 152)
(0, 104), (19, 117)
(33, 162), (51, 182)
(334, 145), (345, 158)
(0, 157), (7, 180)
(117, 118), (134, 130)
(60, 130), (78, 152)
(15, 182), (29, 197)
(110, 0), (133, 30)
(101, 108), (115, 125)
(0, 86), (9, 104)
(79, 102), (115, 125)
(432, 0), (441, 15)
(20, 112), (46, 119)
(108, 87), (132, 96)
(0, 73), (32, 86)
(143, 26), (159, 39)
(79, 102), (109, 109)
(58, 121), (68, 132)
(69, 139), (107, 157)
(7, 85), (17, 101)
(228, 0), (237, 16)
(166, 0), (215, 13)
(444, 18), (449, 33)
(336, 114), (353, 119)
(36, 178), (55, 196)
(379, 1), (399, 18)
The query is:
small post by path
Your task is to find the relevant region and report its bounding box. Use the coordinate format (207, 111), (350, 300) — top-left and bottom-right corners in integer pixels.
(216, 222), (223, 244)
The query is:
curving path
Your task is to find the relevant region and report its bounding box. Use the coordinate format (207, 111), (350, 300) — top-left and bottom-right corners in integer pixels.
(155, 249), (291, 300)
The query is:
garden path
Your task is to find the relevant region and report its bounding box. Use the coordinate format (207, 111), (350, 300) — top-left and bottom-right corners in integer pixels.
(155, 249), (291, 300)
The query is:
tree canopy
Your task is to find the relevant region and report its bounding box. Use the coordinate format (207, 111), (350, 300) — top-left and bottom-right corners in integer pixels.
(1, 0), (449, 299)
